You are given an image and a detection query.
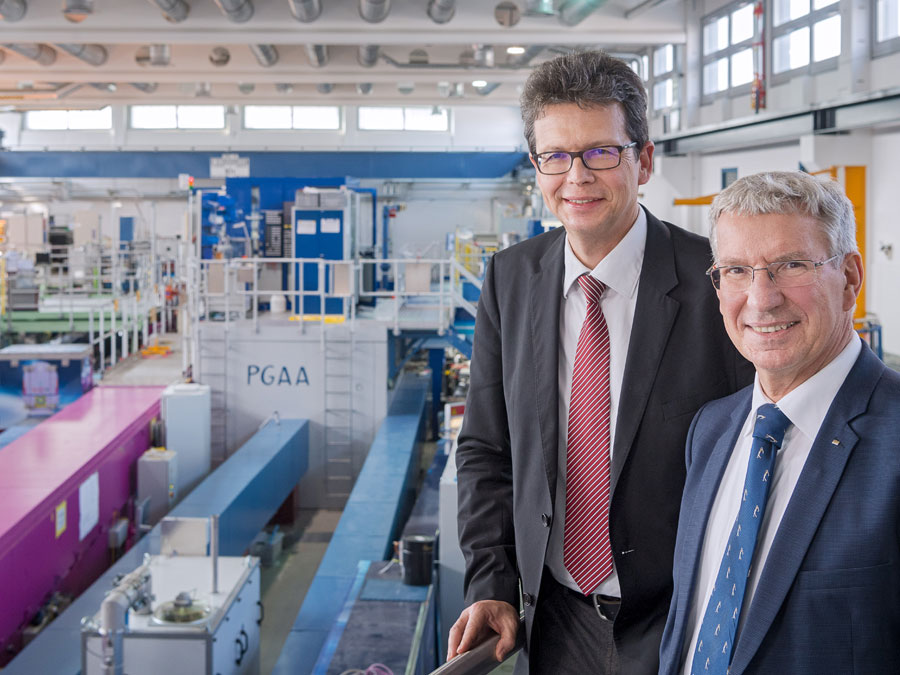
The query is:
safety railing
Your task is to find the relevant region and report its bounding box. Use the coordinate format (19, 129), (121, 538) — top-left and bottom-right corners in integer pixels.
(428, 618), (524, 675)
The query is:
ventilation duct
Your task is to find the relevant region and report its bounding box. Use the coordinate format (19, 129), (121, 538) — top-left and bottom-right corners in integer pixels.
(316, 83), (333, 94)
(55, 43), (108, 66)
(209, 46), (230, 66)
(88, 82), (117, 92)
(213, 0), (252, 22)
(288, 0), (321, 22)
(357, 44), (379, 67)
(525, 0), (555, 15)
(250, 44), (279, 67)
(508, 44), (545, 66)
(195, 82), (212, 96)
(149, 44), (171, 66)
(558, 0), (606, 26)
(427, 0), (454, 23)
(0, 0), (26, 22)
(3, 43), (56, 65)
(238, 82), (255, 94)
(359, 0), (389, 23)
(145, 0), (189, 23)
(0, 50), (4, 65)
(305, 44), (328, 67)
(275, 83), (294, 93)
(356, 82), (372, 95)
(130, 82), (158, 93)
(63, 0), (93, 22)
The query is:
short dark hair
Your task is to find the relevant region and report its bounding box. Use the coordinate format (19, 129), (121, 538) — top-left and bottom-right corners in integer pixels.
(520, 50), (649, 156)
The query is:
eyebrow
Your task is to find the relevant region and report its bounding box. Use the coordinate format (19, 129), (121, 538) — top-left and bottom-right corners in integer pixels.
(716, 252), (814, 266)
(535, 142), (622, 154)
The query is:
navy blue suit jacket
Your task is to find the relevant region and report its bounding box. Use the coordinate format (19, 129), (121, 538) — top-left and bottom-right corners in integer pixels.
(659, 345), (900, 675)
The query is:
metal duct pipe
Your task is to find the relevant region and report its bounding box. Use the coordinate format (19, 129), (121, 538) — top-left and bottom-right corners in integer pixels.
(359, 0), (389, 23)
(212, 0), (252, 22)
(145, 0), (189, 22)
(0, 50), (4, 65)
(0, 0), (26, 22)
(508, 44), (545, 66)
(288, 0), (321, 22)
(356, 82), (372, 95)
(55, 43), (108, 66)
(88, 82), (117, 92)
(558, 0), (606, 26)
(476, 82), (502, 96)
(305, 44), (328, 67)
(316, 83), (333, 94)
(130, 82), (158, 93)
(149, 44), (170, 66)
(357, 44), (379, 67)
(250, 44), (279, 67)
(63, 0), (93, 22)
(3, 43), (56, 65)
(427, 0), (454, 23)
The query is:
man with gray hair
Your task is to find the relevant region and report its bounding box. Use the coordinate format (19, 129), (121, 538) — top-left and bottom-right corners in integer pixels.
(448, 50), (752, 674)
(659, 170), (900, 674)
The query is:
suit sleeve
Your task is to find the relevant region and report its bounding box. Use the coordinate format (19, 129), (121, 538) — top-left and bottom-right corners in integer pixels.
(455, 254), (520, 608)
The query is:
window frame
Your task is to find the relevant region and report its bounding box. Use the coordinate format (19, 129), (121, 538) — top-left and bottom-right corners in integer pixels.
(770, 0), (841, 85)
(128, 104), (226, 130)
(24, 106), (113, 131)
(646, 43), (681, 132)
(700, 0), (758, 104)
(873, 0), (900, 58)
(357, 106), (450, 132)
(242, 105), (342, 131)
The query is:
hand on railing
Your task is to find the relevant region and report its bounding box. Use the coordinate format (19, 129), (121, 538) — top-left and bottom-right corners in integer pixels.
(436, 601), (523, 675)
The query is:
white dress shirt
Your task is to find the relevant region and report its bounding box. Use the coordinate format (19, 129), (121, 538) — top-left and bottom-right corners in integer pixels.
(680, 333), (862, 672)
(546, 207), (647, 598)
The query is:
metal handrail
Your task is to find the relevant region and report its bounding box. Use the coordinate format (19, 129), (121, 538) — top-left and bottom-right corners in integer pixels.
(428, 618), (524, 675)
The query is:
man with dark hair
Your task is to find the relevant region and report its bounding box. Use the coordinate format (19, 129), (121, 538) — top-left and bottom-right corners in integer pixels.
(660, 171), (900, 675)
(447, 50), (752, 674)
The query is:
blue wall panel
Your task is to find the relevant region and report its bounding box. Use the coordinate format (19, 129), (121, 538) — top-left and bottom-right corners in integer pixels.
(0, 151), (527, 179)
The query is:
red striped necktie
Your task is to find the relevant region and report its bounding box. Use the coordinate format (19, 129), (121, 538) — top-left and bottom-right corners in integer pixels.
(564, 274), (613, 595)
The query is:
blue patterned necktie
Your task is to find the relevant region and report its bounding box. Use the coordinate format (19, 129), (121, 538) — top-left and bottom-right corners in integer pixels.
(689, 403), (792, 675)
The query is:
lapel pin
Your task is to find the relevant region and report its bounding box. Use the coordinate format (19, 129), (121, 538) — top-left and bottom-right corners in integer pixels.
(831, 439), (840, 446)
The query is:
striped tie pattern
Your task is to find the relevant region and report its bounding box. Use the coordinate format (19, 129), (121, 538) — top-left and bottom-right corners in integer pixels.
(564, 274), (613, 595)
(689, 403), (792, 674)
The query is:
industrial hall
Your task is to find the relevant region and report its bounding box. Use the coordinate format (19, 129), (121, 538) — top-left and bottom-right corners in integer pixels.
(0, 1), (898, 674)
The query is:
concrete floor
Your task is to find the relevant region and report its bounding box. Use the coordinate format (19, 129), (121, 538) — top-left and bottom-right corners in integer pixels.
(98, 332), (186, 386)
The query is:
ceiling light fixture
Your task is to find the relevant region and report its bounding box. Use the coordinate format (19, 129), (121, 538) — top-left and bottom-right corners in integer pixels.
(472, 80), (488, 88)
(506, 46), (525, 55)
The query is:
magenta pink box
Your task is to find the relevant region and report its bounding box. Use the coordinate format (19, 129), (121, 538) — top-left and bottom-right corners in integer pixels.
(0, 385), (164, 663)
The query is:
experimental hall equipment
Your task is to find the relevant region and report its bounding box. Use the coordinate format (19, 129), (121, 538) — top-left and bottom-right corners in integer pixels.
(81, 517), (261, 675)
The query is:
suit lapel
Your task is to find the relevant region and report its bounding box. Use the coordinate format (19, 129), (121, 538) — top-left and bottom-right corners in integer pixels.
(611, 211), (679, 491)
(729, 347), (885, 674)
(669, 397), (750, 662)
(529, 230), (565, 502)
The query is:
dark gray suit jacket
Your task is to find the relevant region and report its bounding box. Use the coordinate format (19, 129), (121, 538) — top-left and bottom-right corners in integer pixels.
(659, 345), (900, 674)
(457, 208), (753, 674)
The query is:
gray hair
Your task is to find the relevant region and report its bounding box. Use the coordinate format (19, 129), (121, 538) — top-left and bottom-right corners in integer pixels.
(709, 171), (858, 262)
(520, 50), (649, 157)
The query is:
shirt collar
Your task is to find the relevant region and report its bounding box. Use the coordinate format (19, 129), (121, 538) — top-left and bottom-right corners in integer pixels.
(748, 332), (862, 442)
(562, 206), (647, 300)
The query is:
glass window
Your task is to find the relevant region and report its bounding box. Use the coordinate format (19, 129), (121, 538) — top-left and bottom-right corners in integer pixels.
(359, 107), (404, 130)
(774, 26), (811, 73)
(813, 14), (841, 61)
(176, 105), (224, 129)
(704, 15), (730, 55)
(25, 110), (68, 130)
(653, 44), (674, 76)
(245, 105), (292, 129)
(877, 0), (900, 42)
(131, 105), (177, 129)
(358, 106), (447, 131)
(293, 106), (340, 130)
(641, 54), (650, 80)
(404, 106), (449, 131)
(731, 48), (755, 86)
(813, 0), (838, 8)
(67, 107), (112, 130)
(731, 4), (755, 44)
(774, 0), (810, 27)
(653, 79), (674, 109)
(703, 58), (729, 95)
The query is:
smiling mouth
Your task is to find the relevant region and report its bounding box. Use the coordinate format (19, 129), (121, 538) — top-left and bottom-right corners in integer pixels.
(564, 198), (601, 205)
(751, 322), (798, 334)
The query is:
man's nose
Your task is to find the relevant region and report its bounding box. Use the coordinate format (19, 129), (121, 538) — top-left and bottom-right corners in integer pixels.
(745, 269), (784, 310)
(566, 156), (595, 184)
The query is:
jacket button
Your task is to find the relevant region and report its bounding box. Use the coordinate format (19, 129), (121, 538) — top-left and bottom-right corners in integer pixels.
(523, 593), (535, 606)
(541, 513), (551, 527)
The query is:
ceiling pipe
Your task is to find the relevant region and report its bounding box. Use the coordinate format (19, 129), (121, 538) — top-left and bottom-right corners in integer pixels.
(475, 82), (502, 96)
(145, 0), (189, 23)
(3, 43), (57, 65)
(287, 0), (321, 22)
(427, 0), (454, 24)
(557, 0), (607, 26)
(149, 44), (171, 66)
(508, 44), (545, 66)
(88, 82), (117, 92)
(0, 51), (4, 65)
(130, 82), (158, 93)
(0, 0), (26, 22)
(250, 44), (279, 67)
(357, 45), (379, 67)
(359, 0), (389, 23)
(356, 83), (373, 95)
(305, 44), (328, 67)
(63, 0), (93, 22)
(212, 0), (253, 22)
(316, 83), (333, 94)
(55, 43), (108, 66)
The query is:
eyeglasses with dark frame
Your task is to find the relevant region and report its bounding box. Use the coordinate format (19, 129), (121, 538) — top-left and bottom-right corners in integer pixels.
(706, 255), (841, 292)
(532, 142), (639, 175)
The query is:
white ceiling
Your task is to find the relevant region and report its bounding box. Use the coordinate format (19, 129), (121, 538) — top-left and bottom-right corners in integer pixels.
(0, 0), (685, 109)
